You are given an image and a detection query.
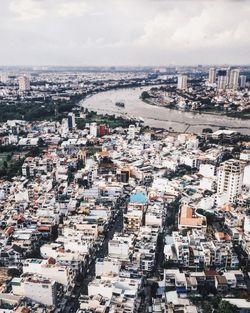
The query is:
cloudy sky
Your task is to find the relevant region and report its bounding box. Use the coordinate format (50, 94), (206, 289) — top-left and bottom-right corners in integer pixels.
(0, 0), (249, 66)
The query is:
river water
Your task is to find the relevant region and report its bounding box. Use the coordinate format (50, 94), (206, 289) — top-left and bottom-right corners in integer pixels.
(80, 86), (250, 135)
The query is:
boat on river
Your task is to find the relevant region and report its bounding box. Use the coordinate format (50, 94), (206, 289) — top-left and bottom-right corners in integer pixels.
(115, 101), (125, 108)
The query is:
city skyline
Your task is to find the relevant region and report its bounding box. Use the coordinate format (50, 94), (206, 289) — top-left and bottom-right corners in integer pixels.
(0, 0), (250, 66)
(1, 2), (250, 309)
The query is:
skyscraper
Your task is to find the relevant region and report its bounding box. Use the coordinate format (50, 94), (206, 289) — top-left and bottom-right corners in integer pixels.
(240, 75), (247, 88)
(208, 68), (216, 84)
(217, 159), (245, 203)
(128, 125), (136, 139)
(19, 75), (30, 91)
(67, 112), (76, 129)
(61, 118), (69, 136)
(177, 75), (188, 90)
(226, 67), (231, 85)
(229, 69), (240, 90)
(90, 122), (98, 137)
(217, 70), (227, 90)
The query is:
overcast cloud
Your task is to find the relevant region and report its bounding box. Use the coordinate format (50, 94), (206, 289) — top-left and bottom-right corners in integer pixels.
(0, 0), (249, 66)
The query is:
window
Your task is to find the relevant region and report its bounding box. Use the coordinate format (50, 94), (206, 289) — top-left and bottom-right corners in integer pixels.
(42, 284), (49, 288)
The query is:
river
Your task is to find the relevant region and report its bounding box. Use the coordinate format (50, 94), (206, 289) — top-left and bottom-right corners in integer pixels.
(80, 86), (250, 135)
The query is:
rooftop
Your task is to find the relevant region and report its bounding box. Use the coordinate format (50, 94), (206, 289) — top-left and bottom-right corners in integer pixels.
(129, 192), (147, 204)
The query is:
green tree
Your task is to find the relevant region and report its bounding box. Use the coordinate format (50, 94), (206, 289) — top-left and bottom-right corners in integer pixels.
(202, 128), (213, 133)
(6, 154), (12, 162)
(38, 137), (46, 147)
(26, 147), (41, 158)
(8, 268), (21, 277)
(218, 300), (238, 313)
(141, 91), (150, 100)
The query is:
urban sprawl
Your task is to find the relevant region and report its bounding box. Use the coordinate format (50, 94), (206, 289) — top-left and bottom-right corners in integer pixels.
(0, 66), (250, 313)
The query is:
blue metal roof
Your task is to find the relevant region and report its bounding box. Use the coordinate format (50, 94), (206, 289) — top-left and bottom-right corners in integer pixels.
(130, 192), (147, 203)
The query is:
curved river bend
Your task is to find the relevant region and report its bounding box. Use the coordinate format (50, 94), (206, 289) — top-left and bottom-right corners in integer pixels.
(80, 87), (250, 135)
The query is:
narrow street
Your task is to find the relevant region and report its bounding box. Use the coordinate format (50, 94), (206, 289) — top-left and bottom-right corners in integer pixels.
(67, 197), (125, 313)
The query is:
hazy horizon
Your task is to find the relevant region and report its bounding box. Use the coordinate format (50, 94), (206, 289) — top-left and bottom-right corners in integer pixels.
(1, 64), (250, 69)
(0, 0), (249, 66)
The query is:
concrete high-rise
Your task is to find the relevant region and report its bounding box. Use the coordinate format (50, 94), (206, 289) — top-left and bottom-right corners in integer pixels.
(67, 112), (76, 129)
(217, 70), (227, 90)
(90, 122), (98, 137)
(177, 75), (188, 90)
(217, 159), (245, 203)
(240, 75), (247, 88)
(229, 69), (240, 90)
(19, 75), (30, 91)
(128, 125), (136, 139)
(61, 118), (69, 136)
(226, 67), (231, 85)
(208, 68), (216, 84)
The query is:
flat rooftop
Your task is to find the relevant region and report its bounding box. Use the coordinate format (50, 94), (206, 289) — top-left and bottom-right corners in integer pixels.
(129, 192), (147, 204)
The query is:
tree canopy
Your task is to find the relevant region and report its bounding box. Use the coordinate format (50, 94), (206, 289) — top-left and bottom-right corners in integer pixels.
(218, 300), (238, 313)
(141, 91), (150, 100)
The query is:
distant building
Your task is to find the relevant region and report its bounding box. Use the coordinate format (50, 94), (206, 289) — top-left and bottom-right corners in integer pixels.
(208, 68), (216, 84)
(117, 167), (130, 183)
(98, 124), (109, 137)
(90, 122), (98, 137)
(240, 75), (247, 88)
(95, 258), (121, 277)
(0, 72), (8, 83)
(177, 75), (188, 90)
(217, 159), (245, 203)
(212, 129), (239, 141)
(61, 118), (69, 135)
(12, 274), (57, 307)
(243, 165), (250, 187)
(229, 69), (240, 90)
(19, 75), (30, 91)
(226, 67), (231, 85)
(108, 236), (131, 259)
(22, 258), (74, 287)
(217, 70), (227, 90)
(199, 163), (216, 178)
(178, 206), (206, 230)
(128, 125), (136, 139)
(67, 112), (76, 129)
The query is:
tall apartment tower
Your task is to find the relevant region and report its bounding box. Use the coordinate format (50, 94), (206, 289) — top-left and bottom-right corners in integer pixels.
(208, 68), (216, 84)
(240, 75), (247, 88)
(217, 159), (245, 203)
(177, 75), (188, 90)
(229, 69), (240, 90)
(226, 67), (231, 85)
(128, 125), (136, 139)
(61, 118), (69, 136)
(90, 122), (98, 137)
(67, 112), (76, 129)
(19, 75), (30, 91)
(217, 70), (227, 90)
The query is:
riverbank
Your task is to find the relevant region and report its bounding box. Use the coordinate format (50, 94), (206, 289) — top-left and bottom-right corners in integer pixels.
(0, 79), (162, 123)
(141, 97), (250, 120)
(80, 86), (250, 135)
(76, 111), (138, 129)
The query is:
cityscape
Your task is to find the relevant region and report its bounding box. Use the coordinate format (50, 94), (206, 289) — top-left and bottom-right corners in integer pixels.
(1, 1), (250, 313)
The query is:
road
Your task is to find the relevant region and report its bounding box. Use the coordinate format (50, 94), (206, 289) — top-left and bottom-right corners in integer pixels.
(67, 196), (125, 313)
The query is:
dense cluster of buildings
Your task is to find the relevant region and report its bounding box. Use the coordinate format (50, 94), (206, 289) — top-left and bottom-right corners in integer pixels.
(143, 67), (250, 114)
(0, 111), (250, 312)
(0, 69), (165, 111)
